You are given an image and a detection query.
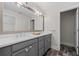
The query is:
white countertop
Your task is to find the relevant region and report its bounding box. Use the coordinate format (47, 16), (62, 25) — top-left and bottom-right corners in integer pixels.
(0, 31), (52, 48)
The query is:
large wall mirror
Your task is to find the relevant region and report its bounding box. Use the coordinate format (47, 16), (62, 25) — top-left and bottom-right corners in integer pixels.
(0, 2), (44, 34)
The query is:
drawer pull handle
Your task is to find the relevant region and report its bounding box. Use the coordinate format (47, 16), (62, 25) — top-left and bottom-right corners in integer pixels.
(29, 46), (32, 48)
(25, 48), (28, 52)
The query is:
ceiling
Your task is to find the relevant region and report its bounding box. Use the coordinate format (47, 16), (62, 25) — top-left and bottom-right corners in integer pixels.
(4, 2), (79, 16)
(34, 2), (79, 14)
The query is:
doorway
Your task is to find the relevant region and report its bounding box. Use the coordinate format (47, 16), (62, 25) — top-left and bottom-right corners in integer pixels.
(60, 9), (77, 55)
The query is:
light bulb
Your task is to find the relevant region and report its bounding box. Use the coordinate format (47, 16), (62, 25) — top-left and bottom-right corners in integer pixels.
(17, 2), (23, 5)
(17, 3), (21, 8)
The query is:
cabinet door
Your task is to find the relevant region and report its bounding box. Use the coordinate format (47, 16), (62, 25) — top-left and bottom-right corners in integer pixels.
(38, 39), (45, 56)
(0, 46), (12, 56)
(28, 43), (38, 56)
(45, 35), (51, 52)
(39, 48), (44, 56)
(12, 49), (26, 56)
(39, 40), (44, 49)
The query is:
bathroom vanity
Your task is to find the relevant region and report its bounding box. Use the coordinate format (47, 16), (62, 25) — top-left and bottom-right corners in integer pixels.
(0, 2), (51, 56)
(0, 32), (52, 56)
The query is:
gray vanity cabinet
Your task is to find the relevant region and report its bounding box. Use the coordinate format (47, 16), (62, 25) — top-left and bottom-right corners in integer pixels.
(28, 43), (38, 56)
(38, 34), (51, 56)
(0, 34), (51, 56)
(13, 39), (38, 56)
(0, 46), (12, 56)
(12, 44), (38, 56)
(24, 38), (38, 56)
(45, 34), (51, 52)
(22, 42), (38, 56)
(38, 37), (45, 56)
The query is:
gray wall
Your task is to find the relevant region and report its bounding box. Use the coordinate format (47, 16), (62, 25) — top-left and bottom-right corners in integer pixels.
(60, 9), (76, 47)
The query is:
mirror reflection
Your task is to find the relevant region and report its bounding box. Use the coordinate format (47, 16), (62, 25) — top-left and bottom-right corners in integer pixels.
(0, 2), (44, 33)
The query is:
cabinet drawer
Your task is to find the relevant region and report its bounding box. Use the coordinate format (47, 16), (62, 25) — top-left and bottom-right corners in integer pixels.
(12, 49), (26, 56)
(39, 37), (44, 41)
(25, 39), (37, 46)
(12, 42), (25, 52)
(46, 34), (51, 39)
(39, 40), (44, 49)
(45, 34), (51, 39)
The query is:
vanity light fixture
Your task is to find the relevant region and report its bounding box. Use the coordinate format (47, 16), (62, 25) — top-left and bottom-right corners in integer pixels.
(34, 8), (43, 16)
(16, 3), (21, 8)
(17, 2), (23, 5)
(16, 2), (25, 8)
(16, 2), (43, 16)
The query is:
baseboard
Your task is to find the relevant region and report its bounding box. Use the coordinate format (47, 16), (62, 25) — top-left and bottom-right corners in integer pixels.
(61, 42), (75, 47)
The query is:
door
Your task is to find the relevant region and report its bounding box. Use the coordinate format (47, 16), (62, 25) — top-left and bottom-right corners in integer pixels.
(60, 9), (76, 47)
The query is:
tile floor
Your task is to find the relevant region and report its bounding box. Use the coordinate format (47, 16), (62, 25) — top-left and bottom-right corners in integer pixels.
(46, 45), (76, 56)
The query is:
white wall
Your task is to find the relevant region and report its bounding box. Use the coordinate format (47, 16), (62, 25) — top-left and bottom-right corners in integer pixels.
(44, 8), (60, 50)
(35, 2), (79, 51)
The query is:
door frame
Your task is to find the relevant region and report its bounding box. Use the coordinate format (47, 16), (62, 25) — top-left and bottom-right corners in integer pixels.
(76, 8), (79, 55)
(60, 8), (78, 55)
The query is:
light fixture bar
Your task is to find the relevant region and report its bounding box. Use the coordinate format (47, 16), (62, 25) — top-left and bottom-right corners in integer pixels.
(16, 2), (43, 16)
